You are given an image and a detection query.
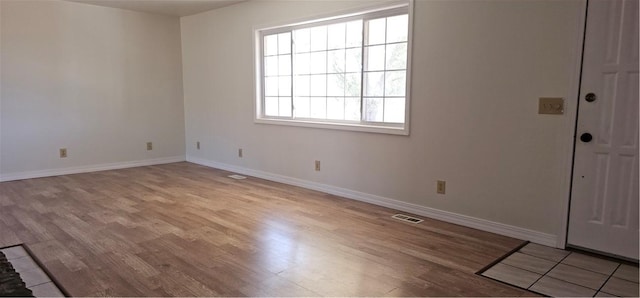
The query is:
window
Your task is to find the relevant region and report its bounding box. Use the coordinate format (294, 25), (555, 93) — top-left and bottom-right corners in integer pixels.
(255, 4), (412, 135)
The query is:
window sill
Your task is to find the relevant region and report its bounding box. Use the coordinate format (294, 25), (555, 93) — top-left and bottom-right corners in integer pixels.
(254, 118), (409, 136)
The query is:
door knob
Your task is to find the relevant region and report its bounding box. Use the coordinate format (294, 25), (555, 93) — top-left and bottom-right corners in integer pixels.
(580, 133), (593, 143)
(585, 93), (597, 102)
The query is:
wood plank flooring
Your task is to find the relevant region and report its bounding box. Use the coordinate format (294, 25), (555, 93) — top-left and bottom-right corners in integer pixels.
(0, 162), (534, 296)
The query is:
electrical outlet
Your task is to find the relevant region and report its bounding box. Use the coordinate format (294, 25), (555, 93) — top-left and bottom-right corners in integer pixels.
(437, 180), (446, 194)
(238, 148), (243, 158)
(59, 148), (67, 158)
(196, 141), (200, 150)
(146, 142), (153, 151)
(315, 160), (321, 171)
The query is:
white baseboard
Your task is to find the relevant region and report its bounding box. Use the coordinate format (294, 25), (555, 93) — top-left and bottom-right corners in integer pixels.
(0, 155), (186, 182)
(188, 156), (558, 247)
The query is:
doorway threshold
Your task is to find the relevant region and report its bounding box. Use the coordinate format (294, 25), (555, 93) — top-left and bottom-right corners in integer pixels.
(478, 242), (639, 297)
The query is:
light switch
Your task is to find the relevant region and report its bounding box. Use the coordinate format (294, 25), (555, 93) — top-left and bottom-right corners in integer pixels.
(538, 97), (564, 115)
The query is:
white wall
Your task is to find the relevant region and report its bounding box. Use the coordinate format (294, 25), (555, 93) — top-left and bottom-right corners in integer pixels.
(0, 0), (185, 179)
(181, 0), (585, 243)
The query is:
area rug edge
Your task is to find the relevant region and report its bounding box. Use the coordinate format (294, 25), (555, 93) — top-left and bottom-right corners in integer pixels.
(1, 244), (71, 297)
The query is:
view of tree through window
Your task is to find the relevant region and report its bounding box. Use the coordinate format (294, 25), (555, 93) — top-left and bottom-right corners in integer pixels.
(260, 8), (409, 127)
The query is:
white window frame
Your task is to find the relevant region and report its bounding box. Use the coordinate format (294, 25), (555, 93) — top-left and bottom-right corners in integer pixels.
(253, 1), (413, 135)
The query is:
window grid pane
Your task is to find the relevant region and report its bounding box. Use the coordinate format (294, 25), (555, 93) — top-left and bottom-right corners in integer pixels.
(386, 15), (408, 43)
(263, 33), (294, 117)
(383, 97), (405, 123)
(292, 19), (362, 121)
(362, 15), (408, 123)
(278, 32), (291, 54)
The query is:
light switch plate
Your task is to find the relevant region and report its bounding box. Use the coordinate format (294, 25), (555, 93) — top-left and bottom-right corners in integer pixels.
(539, 97), (564, 115)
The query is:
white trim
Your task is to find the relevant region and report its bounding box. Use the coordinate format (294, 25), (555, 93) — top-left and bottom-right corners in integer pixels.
(187, 156), (557, 247)
(254, 118), (409, 135)
(0, 156), (185, 182)
(403, 0), (414, 136)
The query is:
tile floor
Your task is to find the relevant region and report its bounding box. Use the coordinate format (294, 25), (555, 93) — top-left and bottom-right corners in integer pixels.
(481, 243), (639, 297)
(1, 245), (65, 297)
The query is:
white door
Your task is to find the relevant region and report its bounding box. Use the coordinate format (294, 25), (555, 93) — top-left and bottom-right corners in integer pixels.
(568, 0), (639, 260)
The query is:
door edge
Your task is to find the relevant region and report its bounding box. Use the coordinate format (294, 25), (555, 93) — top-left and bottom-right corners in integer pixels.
(559, 0), (590, 249)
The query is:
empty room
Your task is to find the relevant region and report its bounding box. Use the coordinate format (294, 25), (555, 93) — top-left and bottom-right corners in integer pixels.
(0, 0), (638, 296)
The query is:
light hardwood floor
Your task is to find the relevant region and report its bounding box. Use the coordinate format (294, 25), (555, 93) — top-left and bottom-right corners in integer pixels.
(0, 162), (534, 296)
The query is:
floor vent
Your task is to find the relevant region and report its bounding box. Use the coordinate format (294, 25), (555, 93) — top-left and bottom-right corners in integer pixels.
(392, 214), (424, 224)
(228, 174), (247, 180)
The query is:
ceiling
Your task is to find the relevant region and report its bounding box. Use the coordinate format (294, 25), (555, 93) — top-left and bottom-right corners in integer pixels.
(67, 0), (246, 17)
